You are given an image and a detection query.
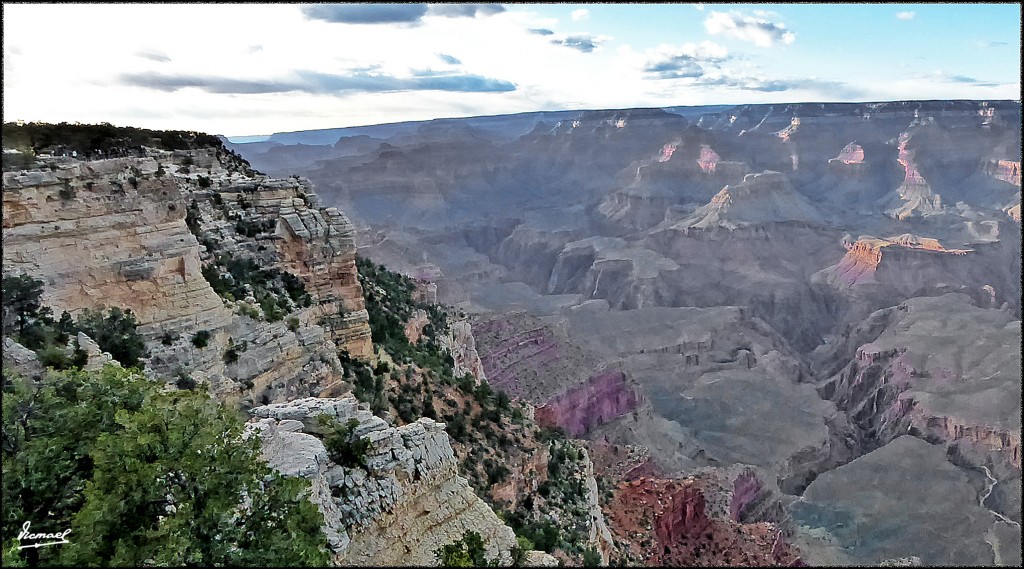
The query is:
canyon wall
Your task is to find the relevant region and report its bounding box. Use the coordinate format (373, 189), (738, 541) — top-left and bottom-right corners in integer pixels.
(2, 150), (374, 404)
(249, 397), (517, 566)
(534, 370), (639, 437)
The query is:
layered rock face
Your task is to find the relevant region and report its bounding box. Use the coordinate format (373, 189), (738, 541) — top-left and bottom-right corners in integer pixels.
(275, 203), (373, 359)
(472, 311), (598, 403)
(2, 158), (231, 337)
(439, 319), (487, 382)
(817, 294), (1021, 469)
(984, 159), (1021, 187)
(885, 132), (942, 219)
(227, 101), (1021, 565)
(534, 371), (639, 437)
(671, 171), (820, 230)
(248, 397), (516, 566)
(564, 304), (854, 495)
(3, 150), (374, 404)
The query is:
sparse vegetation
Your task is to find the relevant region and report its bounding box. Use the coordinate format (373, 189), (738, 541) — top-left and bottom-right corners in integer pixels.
(201, 253), (312, 321)
(2, 274), (148, 369)
(318, 415), (371, 469)
(434, 530), (496, 567)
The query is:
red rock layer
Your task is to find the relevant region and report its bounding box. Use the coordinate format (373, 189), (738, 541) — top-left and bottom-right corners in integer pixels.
(534, 371), (639, 437)
(835, 143), (865, 165)
(698, 145), (720, 174)
(606, 477), (802, 566)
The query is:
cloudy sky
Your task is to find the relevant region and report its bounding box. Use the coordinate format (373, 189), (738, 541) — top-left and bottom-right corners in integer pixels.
(3, 3), (1020, 137)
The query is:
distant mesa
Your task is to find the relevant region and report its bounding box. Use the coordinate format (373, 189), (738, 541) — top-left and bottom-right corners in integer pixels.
(671, 170), (820, 230)
(830, 142), (865, 165)
(822, 233), (974, 288)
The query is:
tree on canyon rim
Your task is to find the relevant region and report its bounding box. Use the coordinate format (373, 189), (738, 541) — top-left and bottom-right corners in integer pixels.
(2, 365), (330, 566)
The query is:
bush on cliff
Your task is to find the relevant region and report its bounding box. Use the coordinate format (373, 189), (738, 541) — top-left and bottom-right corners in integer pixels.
(74, 307), (148, 369)
(2, 275), (149, 369)
(1, 365), (329, 566)
(434, 530), (496, 567)
(318, 415), (371, 469)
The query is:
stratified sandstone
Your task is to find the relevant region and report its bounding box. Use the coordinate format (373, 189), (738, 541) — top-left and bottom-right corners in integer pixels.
(2, 158), (232, 337)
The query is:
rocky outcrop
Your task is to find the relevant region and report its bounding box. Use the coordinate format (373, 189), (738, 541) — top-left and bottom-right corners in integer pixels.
(885, 133), (942, 220)
(275, 202), (373, 359)
(439, 319), (487, 382)
(982, 159), (1022, 187)
(818, 294), (1021, 468)
(534, 371), (639, 437)
(2, 151), (373, 404)
(698, 144), (721, 174)
(819, 234), (973, 289)
(671, 171), (820, 230)
(606, 476), (802, 566)
(248, 397), (517, 566)
(2, 158), (233, 338)
(831, 142), (865, 165)
(490, 440), (549, 507)
(2, 337), (42, 377)
(473, 311), (597, 403)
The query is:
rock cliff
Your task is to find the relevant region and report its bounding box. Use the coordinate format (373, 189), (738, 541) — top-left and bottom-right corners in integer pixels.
(817, 294), (1021, 468)
(2, 157), (231, 336)
(248, 397), (517, 565)
(884, 132), (943, 219)
(534, 370), (639, 437)
(2, 149), (374, 404)
(606, 475), (802, 565)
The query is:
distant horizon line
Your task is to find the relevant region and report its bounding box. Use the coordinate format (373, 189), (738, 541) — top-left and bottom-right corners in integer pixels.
(222, 98), (1022, 142)
(5, 98), (1018, 143)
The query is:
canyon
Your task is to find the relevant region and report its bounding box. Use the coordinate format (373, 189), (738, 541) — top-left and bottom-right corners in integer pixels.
(227, 99), (1020, 566)
(1, 99), (1018, 566)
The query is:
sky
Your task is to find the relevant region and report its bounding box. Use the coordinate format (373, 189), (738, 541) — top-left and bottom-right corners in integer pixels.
(2, 3), (1020, 138)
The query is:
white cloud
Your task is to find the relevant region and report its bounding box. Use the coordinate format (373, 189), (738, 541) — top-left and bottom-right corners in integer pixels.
(571, 8), (589, 21)
(704, 10), (795, 47)
(896, 11), (915, 21)
(694, 4), (705, 12)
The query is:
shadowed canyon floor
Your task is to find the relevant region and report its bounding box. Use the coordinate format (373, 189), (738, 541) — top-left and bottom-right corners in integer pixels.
(227, 100), (1021, 565)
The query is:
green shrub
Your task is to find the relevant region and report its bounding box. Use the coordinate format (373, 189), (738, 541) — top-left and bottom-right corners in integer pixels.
(191, 330), (211, 348)
(287, 317), (300, 332)
(434, 530), (495, 567)
(175, 370), (197, 390)
(318, 416), (371, 469)
(223, 338), (247, 364)
(73, 307), (148, 369)
(160, 330), (179, 346)
(0, 364), (329, 566)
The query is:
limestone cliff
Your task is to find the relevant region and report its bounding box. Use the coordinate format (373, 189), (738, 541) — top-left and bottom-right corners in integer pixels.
(2, 149), (373, 404)
(2, 157), (231, 337)
(248, 397), (517, 565)
(439, 318), (487, 382)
